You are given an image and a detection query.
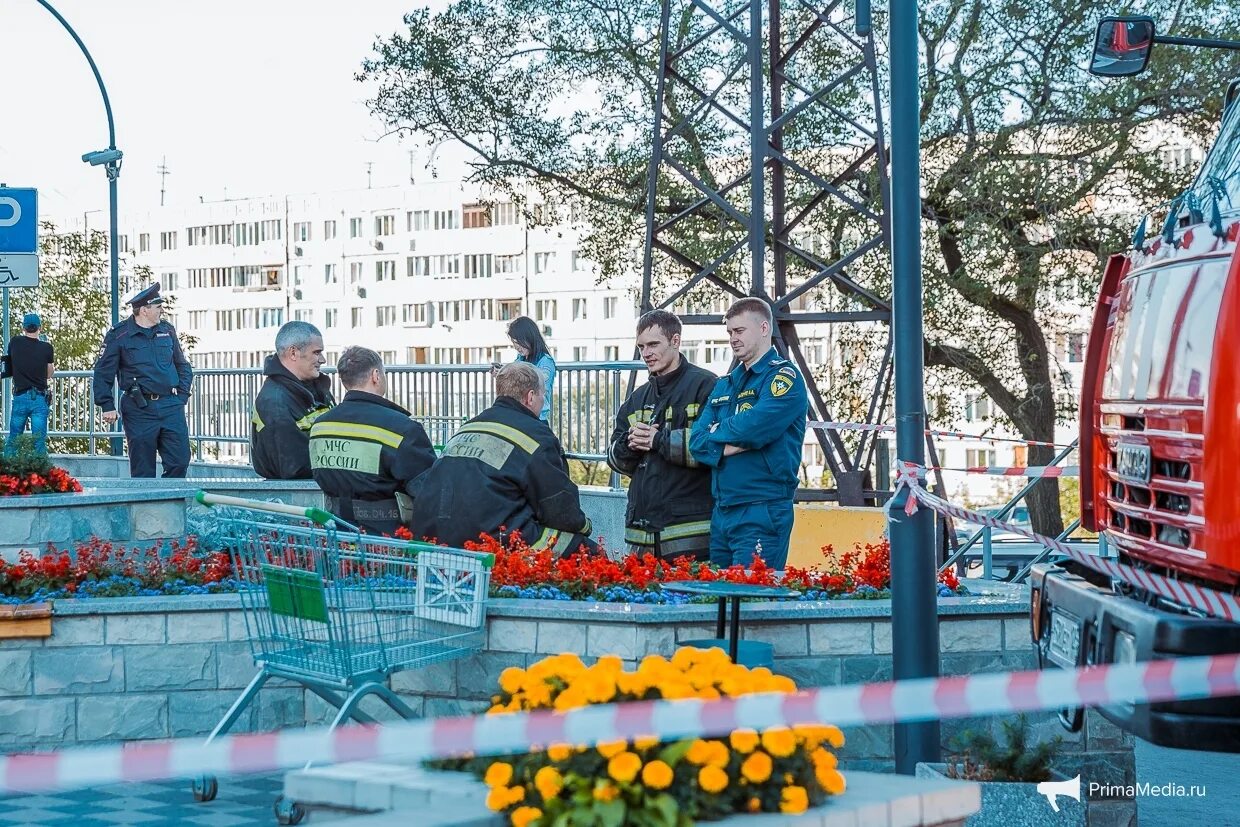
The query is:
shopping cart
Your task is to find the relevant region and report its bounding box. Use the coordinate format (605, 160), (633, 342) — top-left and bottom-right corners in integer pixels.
(189, 492), (493, 824)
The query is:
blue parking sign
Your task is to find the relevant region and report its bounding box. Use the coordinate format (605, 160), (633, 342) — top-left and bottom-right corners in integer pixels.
(0, 188), (38, 254)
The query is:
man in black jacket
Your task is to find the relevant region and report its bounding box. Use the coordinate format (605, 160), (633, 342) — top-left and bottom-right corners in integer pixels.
(607, 310), (716, 560)
(409, 362), (599, 556)
(309, 346), (436, 535)
(250, 321), (334, 479)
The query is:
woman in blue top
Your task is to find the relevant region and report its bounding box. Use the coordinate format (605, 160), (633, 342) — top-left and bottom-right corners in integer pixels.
(499, 316), (555, 421)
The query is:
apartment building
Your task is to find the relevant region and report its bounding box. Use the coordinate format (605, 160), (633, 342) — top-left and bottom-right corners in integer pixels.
(71, 180), (1091, 503)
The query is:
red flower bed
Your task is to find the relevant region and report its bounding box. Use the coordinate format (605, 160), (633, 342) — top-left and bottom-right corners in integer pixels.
(0, 466), (82, 496)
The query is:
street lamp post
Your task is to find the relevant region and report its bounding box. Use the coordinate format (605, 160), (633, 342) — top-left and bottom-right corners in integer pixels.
(35, 0), (122, 327)
(889, 0), (941, 773)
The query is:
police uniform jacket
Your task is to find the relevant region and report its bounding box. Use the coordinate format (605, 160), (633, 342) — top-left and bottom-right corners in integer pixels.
(250, 355), (335, 480)
(409, 396), (592, 553)
(309, 390), (436, 530)
(689, 347), (808, 507)
(92, 317), (193, 411)
(606, 357), (716, 551)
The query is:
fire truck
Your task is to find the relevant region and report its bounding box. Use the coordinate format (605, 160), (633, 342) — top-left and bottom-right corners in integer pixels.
(1029, 16), (1240, 751)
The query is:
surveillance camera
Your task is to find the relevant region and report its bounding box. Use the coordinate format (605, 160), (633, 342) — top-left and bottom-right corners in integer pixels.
(82, 148), (124, 166)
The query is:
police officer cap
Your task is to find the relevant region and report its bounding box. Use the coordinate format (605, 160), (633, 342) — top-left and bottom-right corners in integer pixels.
(127, 283), (164, 310)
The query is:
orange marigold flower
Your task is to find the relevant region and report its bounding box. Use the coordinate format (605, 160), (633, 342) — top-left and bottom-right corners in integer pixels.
(780, 785), (809, 814)
(819, 767), (846, 795)
(641, 759), (674, 790)
(510, 806), (543, 827)
(634, 735), (660, 751)
(546, 743), (573, 762)
(698, 765), (729, 794)
(741, 751), (773, 784)
(485, 762), (514, 788)
(761, 727), (797, 758)
(730, 729), (760, 754)
(597, 739), (628, 759)
(607, 751), (642, 784)
(823, 725), (846, 749)
(534, 766), (563, 801)
(747, 796), (762, 813)
(593, 781), (620, 802)
(498, 667), (526, 695)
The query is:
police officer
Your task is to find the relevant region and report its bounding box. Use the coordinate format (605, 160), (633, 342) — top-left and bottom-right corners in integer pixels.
(689, 298), (807, 569)
(309, 346), (436, 535)
(409, 362), (599, 556)
(607, 310), (716, 560)
(92, 283), (194, 478)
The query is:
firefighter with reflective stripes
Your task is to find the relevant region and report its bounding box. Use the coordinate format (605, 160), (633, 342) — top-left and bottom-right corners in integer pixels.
(308, 347), (436, 535)
(409, 362), (599, 556)
(690, 298), (808, 569)
(606, 311), (716, 560)
(250, 321), (335, 479)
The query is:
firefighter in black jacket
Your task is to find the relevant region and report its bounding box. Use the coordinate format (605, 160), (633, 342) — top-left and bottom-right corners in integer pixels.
(409, 362), (599, 556)
(607, 311), (716, 560)
(250, 321), (334, 479)
(309, 346), (436, 535)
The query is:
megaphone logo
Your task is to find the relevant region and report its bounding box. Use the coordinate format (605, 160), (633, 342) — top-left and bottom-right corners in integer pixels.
(1036, 775), (1081, 812)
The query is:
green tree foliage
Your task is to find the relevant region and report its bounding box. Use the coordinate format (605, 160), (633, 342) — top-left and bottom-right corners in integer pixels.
(359, 0), (1240, 534)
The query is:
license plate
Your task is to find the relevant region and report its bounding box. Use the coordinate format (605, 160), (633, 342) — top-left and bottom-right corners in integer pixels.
(1047, 611), (1083, 668)
(1115, 443), (1152, 484)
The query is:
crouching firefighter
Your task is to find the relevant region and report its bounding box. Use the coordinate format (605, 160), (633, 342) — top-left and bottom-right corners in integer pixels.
(409, 362), (600, 556)
(309, 347), (435, 535)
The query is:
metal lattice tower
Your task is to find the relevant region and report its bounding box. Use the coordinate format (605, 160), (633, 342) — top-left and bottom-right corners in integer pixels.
(640, 0), (892, 504)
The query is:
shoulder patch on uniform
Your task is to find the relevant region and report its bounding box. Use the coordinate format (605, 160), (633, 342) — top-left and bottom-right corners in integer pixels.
(770, 374), (794, 398)
(737, 388), (757, 400)
(710, 394), (731, 405)
(778, 366), (797, 378)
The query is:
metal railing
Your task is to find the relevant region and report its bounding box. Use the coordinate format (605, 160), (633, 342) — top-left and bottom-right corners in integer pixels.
(23, 362), (646, 463)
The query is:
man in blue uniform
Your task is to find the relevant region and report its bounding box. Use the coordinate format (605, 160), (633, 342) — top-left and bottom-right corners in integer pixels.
(92, 283), (194, 477)
(689, 298), (807, 569)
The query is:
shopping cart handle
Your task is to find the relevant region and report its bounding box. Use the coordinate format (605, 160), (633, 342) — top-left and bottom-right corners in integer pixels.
(195, 491), (336, 526)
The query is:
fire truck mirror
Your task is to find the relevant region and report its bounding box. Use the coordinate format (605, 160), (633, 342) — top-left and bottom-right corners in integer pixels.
(1090, 17), (1155, 77)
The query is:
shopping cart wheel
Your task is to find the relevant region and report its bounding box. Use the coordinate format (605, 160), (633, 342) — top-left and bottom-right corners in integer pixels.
(191, 774), (218, 802)
(274, 796), (306, 825)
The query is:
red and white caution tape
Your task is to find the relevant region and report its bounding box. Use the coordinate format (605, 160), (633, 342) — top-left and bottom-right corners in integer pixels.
(807, 420), (1074, 449)
(892, 462), (1240, 622)
(1, 653), (1238, 794)
(932, 465), (1079, 478)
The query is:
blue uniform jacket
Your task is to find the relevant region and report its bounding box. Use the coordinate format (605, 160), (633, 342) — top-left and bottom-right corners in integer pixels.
(92, 317), (194, 412)
(689, 347), (808, 507)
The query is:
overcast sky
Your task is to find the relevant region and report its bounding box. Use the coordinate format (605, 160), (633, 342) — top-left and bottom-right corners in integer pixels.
(1, 0), (467, 224)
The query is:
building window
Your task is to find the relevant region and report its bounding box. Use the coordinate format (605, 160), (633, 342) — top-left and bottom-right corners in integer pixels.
(495, 254), (522, 275)
(498, 299), (522, 321)
(535, 299), (558, 321)
(573, 346), (588, 361)
(160, 231), (177, 251)
(604, 346), (619, 361)
(293, 222), (311, 242)
(139, 233), (151, 253)
(1067, 332), (1085, 363)
(964, 395), (991, 422)
(350, 262), (364, 283)
(325, 308), (338, 328)
(603, 297), (618, 319)
(294, 308), (315, 323)
(965, 449), (997, 468)
(376, 305), (396, 326)
(324, 220), (337, 240)
(161, 271), (179, 291)
(433, 209), (458, 230)
(374, 215), (396, 236)
(463, 203), (492, 229)
(403, 303), (428, 325)
(293, 265), (310, 286)
(432, 255), (460, 278)
(408, 256), (430, 277)
(351, 307), (364, 327)
(349, 217), (363, 238)
(463, 254), (492, 279)
(493, 201), (520, 226)
(408, 210), (431, 232)
(572, 298), (588, 320)
(324, 263), (338, 284)
(571, 250), (587, 272)
(375, 260), (396, 281)
(534, 252), (554, 274)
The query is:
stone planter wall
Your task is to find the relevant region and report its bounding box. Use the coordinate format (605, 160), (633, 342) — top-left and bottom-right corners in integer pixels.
(0, 490), (188, 562)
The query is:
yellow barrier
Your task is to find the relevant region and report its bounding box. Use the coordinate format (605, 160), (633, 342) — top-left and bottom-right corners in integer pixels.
(787, 503), (888, 569)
